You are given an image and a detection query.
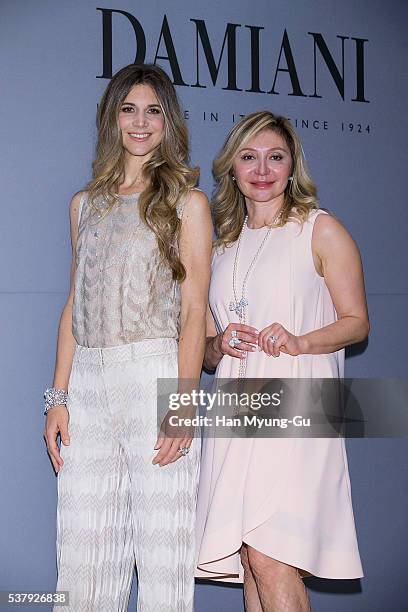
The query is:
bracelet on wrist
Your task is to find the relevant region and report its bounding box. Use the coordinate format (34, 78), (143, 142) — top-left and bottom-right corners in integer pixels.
(43, 387), (68, 415)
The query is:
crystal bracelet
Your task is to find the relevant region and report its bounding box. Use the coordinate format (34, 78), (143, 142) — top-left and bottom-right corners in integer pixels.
(43, 387), (68, 415)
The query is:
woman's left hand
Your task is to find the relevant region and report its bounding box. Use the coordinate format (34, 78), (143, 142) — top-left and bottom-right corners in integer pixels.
(258, 323), (304, 357)
(153, 408), (194, 466)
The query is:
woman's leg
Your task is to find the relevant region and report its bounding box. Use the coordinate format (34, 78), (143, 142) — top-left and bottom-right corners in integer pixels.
(245, 546), (311, 612)
(241, 544), (263, 612)
(110, 344), (200, 612)
(128, 438), (200, 612)
(55, 352), (135, 611)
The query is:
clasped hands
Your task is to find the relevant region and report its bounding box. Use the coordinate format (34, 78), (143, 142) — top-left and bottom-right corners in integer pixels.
(217, 322), (306, 359)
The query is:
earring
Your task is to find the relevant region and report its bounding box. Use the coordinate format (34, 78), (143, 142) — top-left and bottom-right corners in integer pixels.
(232, 175), (236, 181)
(288, 176), (293, 181)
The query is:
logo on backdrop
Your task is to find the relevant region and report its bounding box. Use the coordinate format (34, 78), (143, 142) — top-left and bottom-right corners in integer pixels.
(96, 8), (371, 134)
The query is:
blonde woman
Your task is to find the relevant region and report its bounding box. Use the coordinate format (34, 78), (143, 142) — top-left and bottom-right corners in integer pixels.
(43, 63), (212, 611)
(196, 111), (368, 611)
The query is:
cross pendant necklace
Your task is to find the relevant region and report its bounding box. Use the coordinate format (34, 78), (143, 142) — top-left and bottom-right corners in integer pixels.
(229, 297), (248, 318)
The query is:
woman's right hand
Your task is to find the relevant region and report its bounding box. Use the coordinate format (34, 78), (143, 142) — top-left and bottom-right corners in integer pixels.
(43, 406), (70, 473)
(215, 323), (260, 359)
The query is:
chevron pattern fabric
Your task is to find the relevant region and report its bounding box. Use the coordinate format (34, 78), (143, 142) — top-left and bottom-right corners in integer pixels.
(54, 338), (200, 611)
(72, 193), (184, 349)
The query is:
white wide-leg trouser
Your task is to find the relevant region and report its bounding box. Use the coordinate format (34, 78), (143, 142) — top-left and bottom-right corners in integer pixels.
(54, 338), (200, 612)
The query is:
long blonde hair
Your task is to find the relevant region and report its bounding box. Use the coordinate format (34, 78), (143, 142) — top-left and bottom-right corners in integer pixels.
(213, 111), (319, 247)
(87, 63), (198, 281)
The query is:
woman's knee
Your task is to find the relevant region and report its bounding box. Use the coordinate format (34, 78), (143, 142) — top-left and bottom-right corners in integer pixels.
(246, 546), (296, 582)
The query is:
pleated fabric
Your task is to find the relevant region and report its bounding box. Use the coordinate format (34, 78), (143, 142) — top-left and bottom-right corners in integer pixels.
(55, 338), (200, 612)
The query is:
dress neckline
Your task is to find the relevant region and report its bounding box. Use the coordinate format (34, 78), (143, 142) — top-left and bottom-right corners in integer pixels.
(245, 224), (272, 231)
(245, 223), (283, 232)
(116, 192), (141, 199)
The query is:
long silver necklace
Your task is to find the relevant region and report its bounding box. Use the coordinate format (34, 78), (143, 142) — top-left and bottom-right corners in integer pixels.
(230, 209), (283, 379)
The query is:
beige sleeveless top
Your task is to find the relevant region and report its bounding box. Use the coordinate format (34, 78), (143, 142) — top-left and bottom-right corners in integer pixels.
(72, 192), (187, 347)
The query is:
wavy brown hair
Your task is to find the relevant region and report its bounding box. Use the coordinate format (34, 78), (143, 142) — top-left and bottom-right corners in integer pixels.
(87, 63), (199, 281)
(213, 110), (319, 247)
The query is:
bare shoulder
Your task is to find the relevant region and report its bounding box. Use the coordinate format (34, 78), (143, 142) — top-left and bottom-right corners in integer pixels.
(312, 210), (361, 265)
(179, 189), (213, 258)
(313, 210), (355, 245)
(182, 188), (210, 219)
(69, 190), (87, 221)
(180, 189), (212, 234)
(68, 191), (87, 248)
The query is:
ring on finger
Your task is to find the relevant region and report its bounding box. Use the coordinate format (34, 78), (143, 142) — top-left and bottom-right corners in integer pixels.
(229, 330), (241, 348)
(268, 335), (278, 344)
(178, 446), (190, 456)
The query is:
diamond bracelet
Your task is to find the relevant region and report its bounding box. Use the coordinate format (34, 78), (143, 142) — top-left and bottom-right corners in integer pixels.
(44, 387), (68, 415)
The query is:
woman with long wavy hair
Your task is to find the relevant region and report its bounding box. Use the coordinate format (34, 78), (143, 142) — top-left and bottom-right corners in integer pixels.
(195, 111), (368, 611)
(43, 63), (212, 611)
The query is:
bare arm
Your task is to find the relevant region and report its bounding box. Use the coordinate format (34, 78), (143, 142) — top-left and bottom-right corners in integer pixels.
(153, 190), (213, 466)
(258, 213), (370, 356)
(203, 305), (221, 372)
(300, 213), (370, 353)
(43, 191), (83, 472)
(177, 190), (213, 386)
(52, 194), (82, 389)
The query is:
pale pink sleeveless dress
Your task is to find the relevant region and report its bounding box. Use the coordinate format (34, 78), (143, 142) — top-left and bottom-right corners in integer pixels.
(195, 209), (363, 581)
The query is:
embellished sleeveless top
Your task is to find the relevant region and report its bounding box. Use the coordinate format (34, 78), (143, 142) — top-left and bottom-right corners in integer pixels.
(72, 192), (186, 348)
